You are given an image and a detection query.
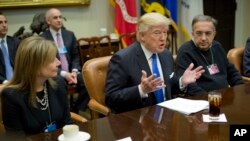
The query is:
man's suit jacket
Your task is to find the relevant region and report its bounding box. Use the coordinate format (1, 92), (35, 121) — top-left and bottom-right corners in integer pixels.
(42, 29), (89, 111)
(105, 42), (180, 113)
(243, 37), (250, 76)
(41, 29), (81, 71)
(0, 36), (19, 83)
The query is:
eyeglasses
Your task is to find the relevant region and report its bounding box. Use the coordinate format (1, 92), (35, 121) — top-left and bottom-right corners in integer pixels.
(193, 31), (214, 37)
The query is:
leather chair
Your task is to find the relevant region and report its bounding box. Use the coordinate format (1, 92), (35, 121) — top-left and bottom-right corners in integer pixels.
(82, 56), (111, 119)
(227, 47), (250, 83)
(70, 112), (87, 123)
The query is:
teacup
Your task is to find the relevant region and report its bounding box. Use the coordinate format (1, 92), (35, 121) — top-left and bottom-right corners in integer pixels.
(63, 124), (79, 140)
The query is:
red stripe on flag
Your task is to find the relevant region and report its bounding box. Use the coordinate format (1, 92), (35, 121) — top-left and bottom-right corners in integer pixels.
(115, 0), (137, 47)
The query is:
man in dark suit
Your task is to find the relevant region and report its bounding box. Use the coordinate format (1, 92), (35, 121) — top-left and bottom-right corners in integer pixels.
(105, 12), (204, 114)
(41, 8), (89, 113)
(243, 37), (250, 76)
(0, 12), (19, 84)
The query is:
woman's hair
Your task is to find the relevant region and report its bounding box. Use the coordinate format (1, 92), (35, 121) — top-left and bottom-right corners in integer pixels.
(136, 12), (170, 41)
(3, 35), (58, 107)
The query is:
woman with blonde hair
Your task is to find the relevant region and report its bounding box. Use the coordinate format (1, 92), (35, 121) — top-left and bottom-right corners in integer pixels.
(1, 36), (71, 135)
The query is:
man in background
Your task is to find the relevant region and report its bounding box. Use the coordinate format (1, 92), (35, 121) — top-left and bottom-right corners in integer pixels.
(0, 12), (20, 84)
(243, 37), (250, 76)
(42, 8), (89, 113)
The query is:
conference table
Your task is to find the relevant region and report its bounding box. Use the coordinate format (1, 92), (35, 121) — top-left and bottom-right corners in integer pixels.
(27, 84), (250, 141)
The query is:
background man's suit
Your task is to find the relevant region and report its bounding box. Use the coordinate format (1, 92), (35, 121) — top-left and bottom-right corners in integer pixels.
(42, 28), (80, 71)
(0, 36), (19, 83)
(243, 37), (250, 76)
(42, 29), (89, 112)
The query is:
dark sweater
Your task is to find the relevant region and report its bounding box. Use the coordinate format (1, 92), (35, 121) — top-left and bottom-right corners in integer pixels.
(176, 40), (243, 95)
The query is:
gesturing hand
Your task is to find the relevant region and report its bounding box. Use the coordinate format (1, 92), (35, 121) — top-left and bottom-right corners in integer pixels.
(140, 70), (166, 94)
(181, 63), (204, 86)
(65, 72), (77, 84)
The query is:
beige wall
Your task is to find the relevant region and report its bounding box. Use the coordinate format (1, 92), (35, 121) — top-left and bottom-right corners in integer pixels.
(235, 0), (250, 48)
(2, 0), (115, 39)
(2, 0), (250, 48)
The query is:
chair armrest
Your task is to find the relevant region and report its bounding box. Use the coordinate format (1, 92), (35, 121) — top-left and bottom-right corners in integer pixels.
(0, 121), (5, 134)
(88, 99), (110, 116)
(70, 112), (88, 123)
(243, 76), (250, 83)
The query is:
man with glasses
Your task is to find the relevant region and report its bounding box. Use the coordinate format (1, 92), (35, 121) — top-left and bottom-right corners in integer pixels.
(176, 15), (243, 95)
(105, 12), (204, 114)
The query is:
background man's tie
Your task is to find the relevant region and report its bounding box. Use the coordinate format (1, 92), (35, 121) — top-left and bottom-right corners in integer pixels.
(1, 40), (13, 80)
(152, 53), (164, 103)
(56, 33), (69, 71)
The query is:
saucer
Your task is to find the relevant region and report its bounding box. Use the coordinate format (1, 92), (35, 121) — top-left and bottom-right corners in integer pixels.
(58, 131), (91, 141)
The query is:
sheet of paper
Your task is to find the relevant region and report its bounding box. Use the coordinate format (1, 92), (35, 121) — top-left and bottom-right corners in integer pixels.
(157, 97), (209, 115)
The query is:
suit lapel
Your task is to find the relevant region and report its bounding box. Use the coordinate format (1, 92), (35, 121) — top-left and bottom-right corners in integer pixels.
(46, 31), (61, 60)
(134, 43), (157, 104)
(135, 43), (151, 76)
(6, 37), (15, 66)
(0, 49), (4, 65)
(158, 52), (172, 100)
(158, 53), (170, 83)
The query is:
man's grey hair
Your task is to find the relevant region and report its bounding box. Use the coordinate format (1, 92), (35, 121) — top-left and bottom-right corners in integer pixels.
(192, 15), (218, 31)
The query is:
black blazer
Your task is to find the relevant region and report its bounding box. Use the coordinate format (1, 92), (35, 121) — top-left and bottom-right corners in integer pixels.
(41, 29), (81, 71)
(0, 36), (19, 83)
(243, 37), (250, 76)
(1, 76), (71, 135)
(105, 42), (180, 113)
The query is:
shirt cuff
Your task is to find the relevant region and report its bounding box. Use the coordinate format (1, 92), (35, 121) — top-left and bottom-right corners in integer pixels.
(179, 76), (187, 91)
(139, 85), (148, 98)
(60, 70), (67, 78)
(72, 69), (78, 72)
(72, 69), (80, 75)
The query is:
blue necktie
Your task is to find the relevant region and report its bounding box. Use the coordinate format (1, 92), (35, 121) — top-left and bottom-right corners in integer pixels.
(1, 39), (13, 80)
(153, 106), (164, 123)
(152, 54), (164, 103)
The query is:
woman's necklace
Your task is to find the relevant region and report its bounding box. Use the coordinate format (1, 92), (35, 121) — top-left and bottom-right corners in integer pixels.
(36, 83), (48, 110)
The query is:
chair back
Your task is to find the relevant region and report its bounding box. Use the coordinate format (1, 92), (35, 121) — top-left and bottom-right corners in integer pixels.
(77, 36), (113, 66)
(227, 47), (250, 83)
(82, 56), (111, 119)
(227, 47), (244, 75)
(119, 32), (137, 49)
